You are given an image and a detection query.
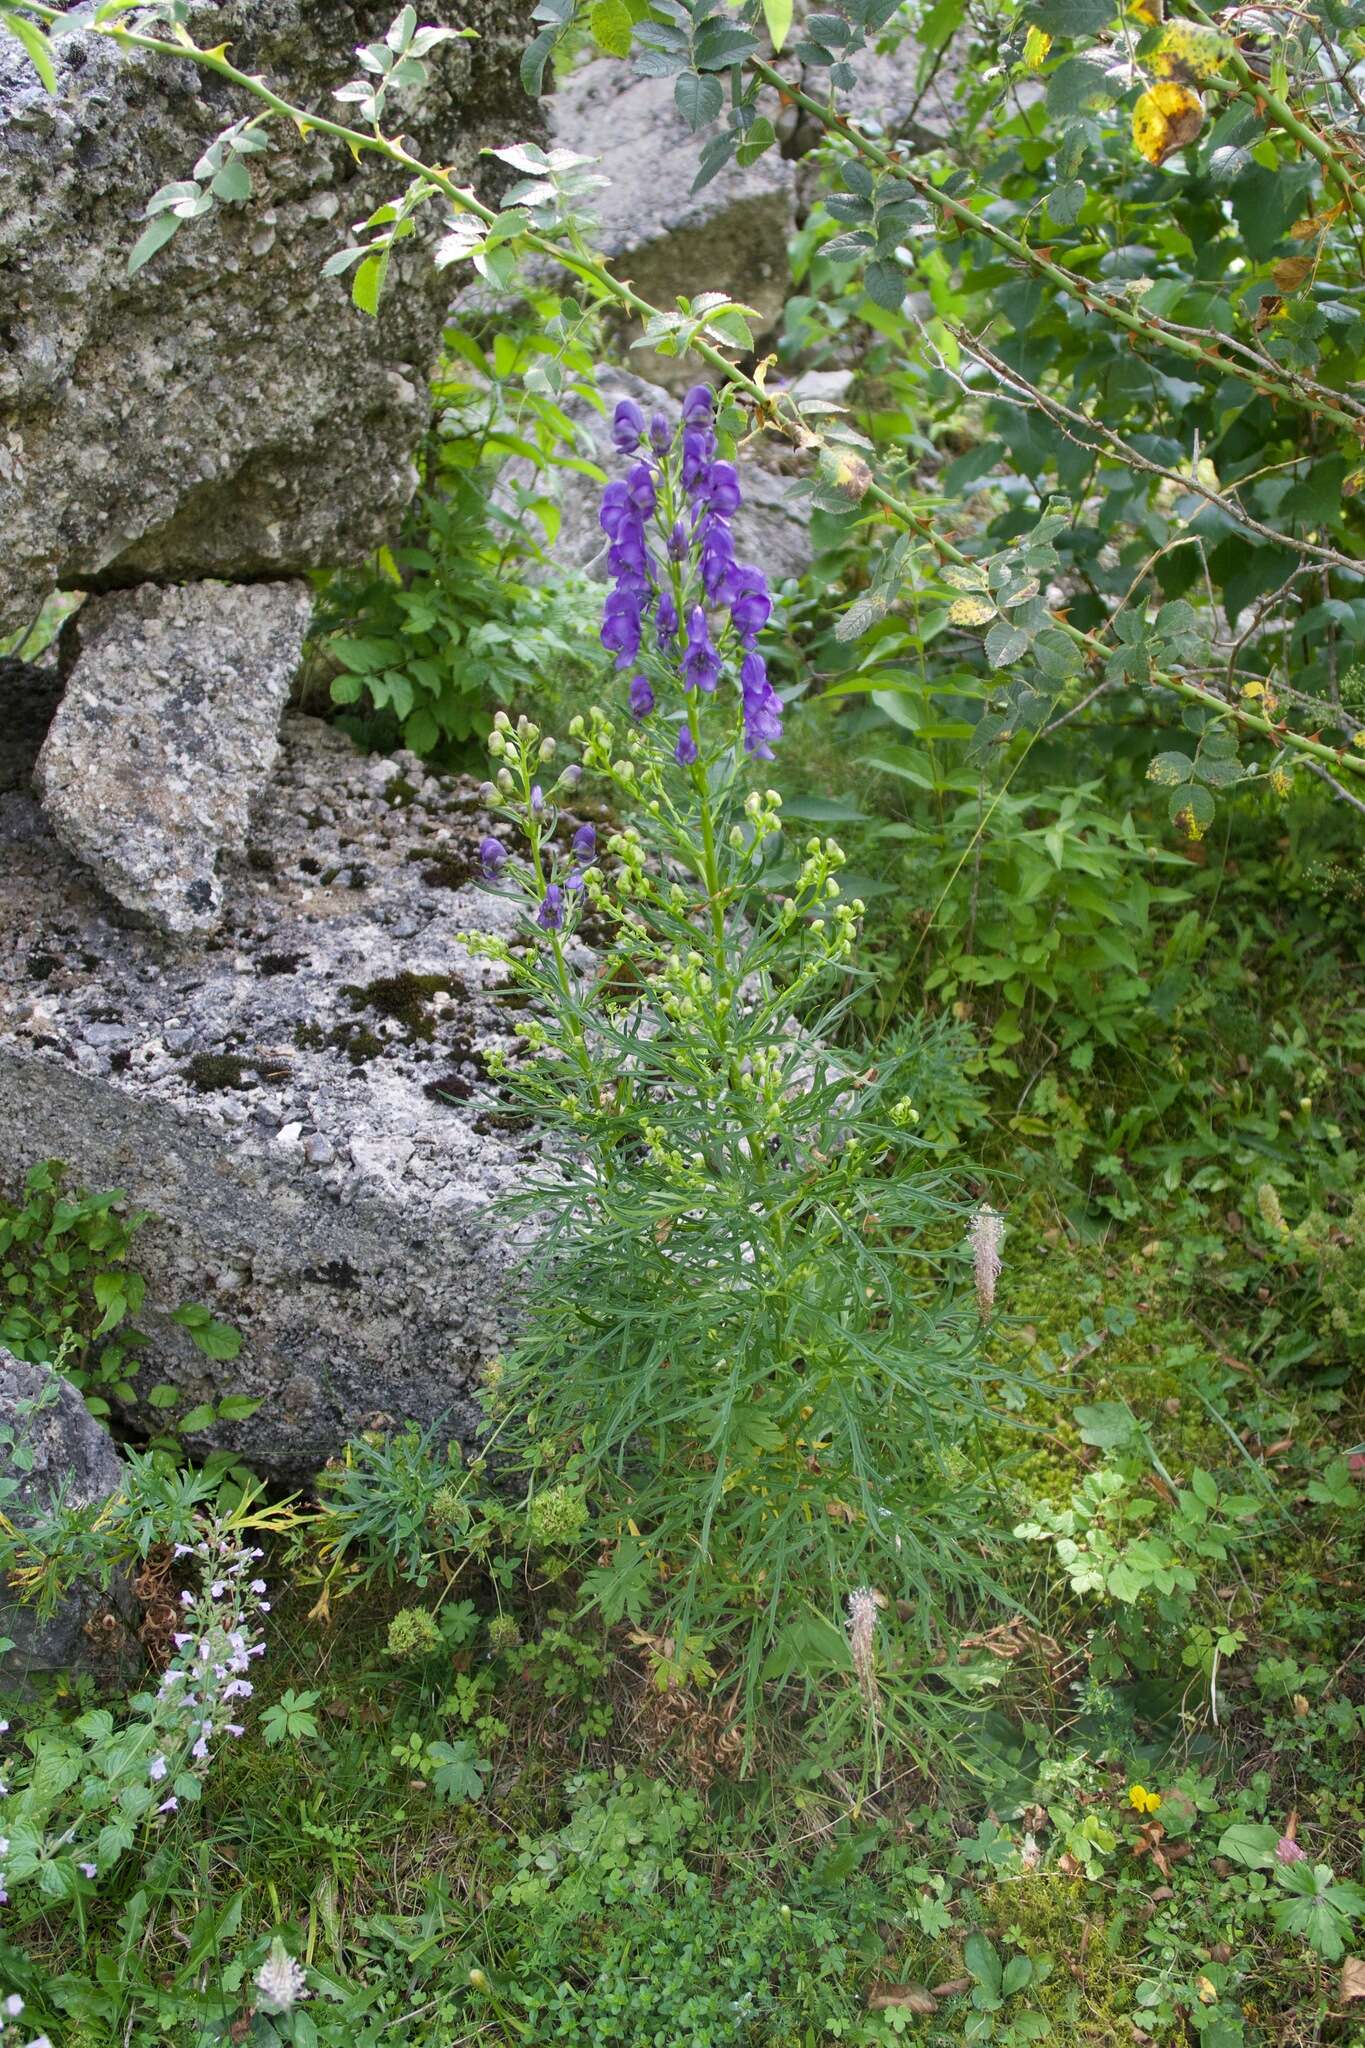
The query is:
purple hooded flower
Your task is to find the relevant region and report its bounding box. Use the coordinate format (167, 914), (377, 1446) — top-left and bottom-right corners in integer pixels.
(649, 410), (671, 452)
(727, 564), (773, 644)
(572, 823), (597, 859)
(1276, 1834), (1307, 1865)
(612, 397), (645, 451)
(740, 650), (783, 760)
(681, 607), (722, 693)
(667, 519), (688, 563)
(655, 592), (679, 650)
(698, 515), (736, 602)
(599, 479), (633, 540)
(705, 461), (742, 518)
(601, 588), (643, 667)
(682, 425), (716, 496)
(478, 836), (505, 879)
(537, 884), (565, 932)
(675, 725), (699, 766)
(629, 673), (655, 718)
(624, 460), (657, 516)
(682, 384), (714, 424)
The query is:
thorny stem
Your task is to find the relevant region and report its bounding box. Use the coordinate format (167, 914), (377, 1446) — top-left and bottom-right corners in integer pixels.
(9, 3), (1361, 782)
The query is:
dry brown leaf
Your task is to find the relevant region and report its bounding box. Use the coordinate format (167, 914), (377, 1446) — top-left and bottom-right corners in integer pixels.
(1272, 256), (1313, 292)
(1341, 1957), (1365, 2002)
(931, 1977), (972, 1998)
(868, 1984), (937, 2015)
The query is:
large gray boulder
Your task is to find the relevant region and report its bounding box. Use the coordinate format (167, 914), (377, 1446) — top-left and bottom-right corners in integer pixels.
(35, 581), (314, 938)
(0, 658), (557, 1479)
(0, 1348), (132, 1685)
(0, 0), (538, 642)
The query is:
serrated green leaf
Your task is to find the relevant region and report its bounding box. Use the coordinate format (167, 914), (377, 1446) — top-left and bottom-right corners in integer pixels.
(589, 0), (632, 56)
(674, 70), (723, 131)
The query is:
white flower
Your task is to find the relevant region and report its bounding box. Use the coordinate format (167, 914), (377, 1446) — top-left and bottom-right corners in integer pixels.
(968, 1203), (1005, 1319)
(254, 1937), (309, 2015)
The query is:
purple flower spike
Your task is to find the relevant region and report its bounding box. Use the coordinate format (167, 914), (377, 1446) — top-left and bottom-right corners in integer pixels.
(479, 836), (505, 879)
(629, 673), (655, 718)
(612, 397), (645, 451)
(572, 823), (597, 859)
(675, 725), (699, 766)
(537, 884), (565, 932)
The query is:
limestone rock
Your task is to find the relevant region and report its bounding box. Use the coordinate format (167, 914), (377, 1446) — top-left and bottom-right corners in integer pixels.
(35, 581), (313, 938)
(0, 661), (581, 1478)
(545, 60), (797, 381)
(0, 0), (540, 641)
(501, 366), (812, 588)
(0, 1347), (132, 1684)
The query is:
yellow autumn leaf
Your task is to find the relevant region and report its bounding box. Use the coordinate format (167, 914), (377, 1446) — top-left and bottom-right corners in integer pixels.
(1130, 0), (1162, 23)
(1023, 25), (1052, 69)
(1196, 1976), (1218, 2005)
(1152, 22), (1232, 82)
(948, 596), (998, 627)
(1133, 80), (1204, 167)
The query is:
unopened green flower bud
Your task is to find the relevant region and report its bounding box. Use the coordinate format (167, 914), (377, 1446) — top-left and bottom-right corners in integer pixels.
(488, 731), (506, 757)
(539, 736), (557, 761)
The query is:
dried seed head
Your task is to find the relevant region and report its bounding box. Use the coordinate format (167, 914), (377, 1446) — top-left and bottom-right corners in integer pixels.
(846, 1586), (880, 1712)
(968, 1203), (1005, 1318)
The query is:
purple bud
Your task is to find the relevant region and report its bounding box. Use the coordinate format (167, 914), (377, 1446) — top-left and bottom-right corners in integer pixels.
(537, 884), (564, 932)
(675, 725), (699, 766)
(478, 837), (505, 878)
(668, 519), (688, 562)
(572, 823), (597, 859)
(1276, 1834), (1307, 1864)
(681, 384), (714, 424)
(629, 673), (655, 718)
(530, 784), (544, 815)
(649, 410), (670, 452)
(612, 397), (645, 451)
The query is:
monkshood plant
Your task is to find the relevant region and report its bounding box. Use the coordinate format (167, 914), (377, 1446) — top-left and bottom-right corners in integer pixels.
(463, 385), (1008, 1745)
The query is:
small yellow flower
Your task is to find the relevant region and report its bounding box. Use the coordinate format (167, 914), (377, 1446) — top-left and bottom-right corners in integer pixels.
(1129, 1783), (1162, 1814)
